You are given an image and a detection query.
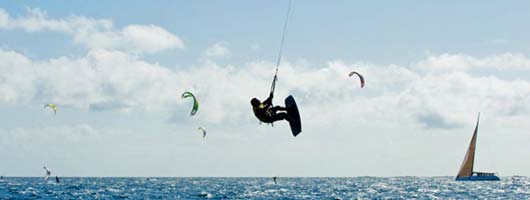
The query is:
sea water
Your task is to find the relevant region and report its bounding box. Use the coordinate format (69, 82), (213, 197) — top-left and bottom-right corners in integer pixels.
(1, 177), (529, 199)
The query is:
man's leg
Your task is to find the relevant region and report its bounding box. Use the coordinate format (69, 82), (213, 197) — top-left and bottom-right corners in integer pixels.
(270, 106), (287, 112)
(270, 112), (291, 123)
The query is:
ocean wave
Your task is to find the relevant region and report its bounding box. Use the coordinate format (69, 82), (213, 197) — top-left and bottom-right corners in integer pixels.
(0, 177), (529, 199)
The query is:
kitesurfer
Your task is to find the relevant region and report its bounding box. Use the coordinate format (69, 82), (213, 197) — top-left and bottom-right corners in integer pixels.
(251, 92), (291, 124)
(249, 0), (301, 136)
(43, 166), (51, 180)
(273, 176), (278, 184)
(55, 176), (60, 183)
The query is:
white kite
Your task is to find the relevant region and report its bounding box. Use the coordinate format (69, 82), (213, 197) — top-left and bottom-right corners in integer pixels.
(198, 127), (206, 138)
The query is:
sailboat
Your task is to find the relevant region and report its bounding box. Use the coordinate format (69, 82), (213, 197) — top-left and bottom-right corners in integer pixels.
(455, 113), (500, 181)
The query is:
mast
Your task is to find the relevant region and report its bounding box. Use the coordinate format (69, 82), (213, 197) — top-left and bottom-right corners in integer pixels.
(456, 113), (480, 178)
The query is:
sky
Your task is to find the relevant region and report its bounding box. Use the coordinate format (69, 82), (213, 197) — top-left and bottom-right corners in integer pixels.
(1, 1), (530, 177)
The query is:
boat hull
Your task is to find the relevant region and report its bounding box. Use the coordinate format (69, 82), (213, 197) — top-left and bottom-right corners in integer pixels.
(456, 176), (500, 181)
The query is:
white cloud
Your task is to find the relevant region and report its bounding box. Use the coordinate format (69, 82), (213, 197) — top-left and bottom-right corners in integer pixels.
(0, 49), (181, 110)
(0, 7), (183, 54)
(415, 53), (530, 73)
(250, 43), (261, 51)
(1, 124), (104, 143)
(416, 111), (464, 129)
(2, 47), (530, 129)
(204, 42), (230, 57)
(3, 47), (530, 176)
(0, 9), (9, 27)
(121, 25), (183, 53)
(490, 38), (508, 45)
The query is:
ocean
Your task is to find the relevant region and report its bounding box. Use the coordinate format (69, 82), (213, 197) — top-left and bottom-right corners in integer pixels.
(0, 177), (528, 199)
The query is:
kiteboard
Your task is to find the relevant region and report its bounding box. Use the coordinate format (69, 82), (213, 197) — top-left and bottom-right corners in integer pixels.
(285, 95), (302, 137)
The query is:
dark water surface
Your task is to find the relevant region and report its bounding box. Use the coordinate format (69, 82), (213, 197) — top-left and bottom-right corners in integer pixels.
(1, 177), (529, 199)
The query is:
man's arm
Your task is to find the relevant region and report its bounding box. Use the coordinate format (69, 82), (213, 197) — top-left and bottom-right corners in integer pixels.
(263, 92), (274, 107)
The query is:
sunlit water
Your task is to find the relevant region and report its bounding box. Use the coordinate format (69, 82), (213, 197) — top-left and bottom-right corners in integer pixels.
(1, 177), (529, 199)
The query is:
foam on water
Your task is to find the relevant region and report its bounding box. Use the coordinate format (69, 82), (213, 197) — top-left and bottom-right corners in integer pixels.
(0, 177), (529, 199)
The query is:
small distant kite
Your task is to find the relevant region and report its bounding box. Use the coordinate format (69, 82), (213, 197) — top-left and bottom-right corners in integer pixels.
(44, 104), (57, 115)
(198, 127), (206, 138)
(348, 71), (365, 88)
(181, 91), (199, 116)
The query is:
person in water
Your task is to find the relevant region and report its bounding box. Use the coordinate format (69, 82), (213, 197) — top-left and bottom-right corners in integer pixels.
(251, 92), (291, 124)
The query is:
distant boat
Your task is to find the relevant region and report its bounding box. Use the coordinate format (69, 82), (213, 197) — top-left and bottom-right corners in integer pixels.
(455, 113), (500, 181)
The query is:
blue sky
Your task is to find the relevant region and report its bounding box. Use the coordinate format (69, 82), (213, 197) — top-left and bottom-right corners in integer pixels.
(4, 1), (530, 65)
(1, 1), (530, 177)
